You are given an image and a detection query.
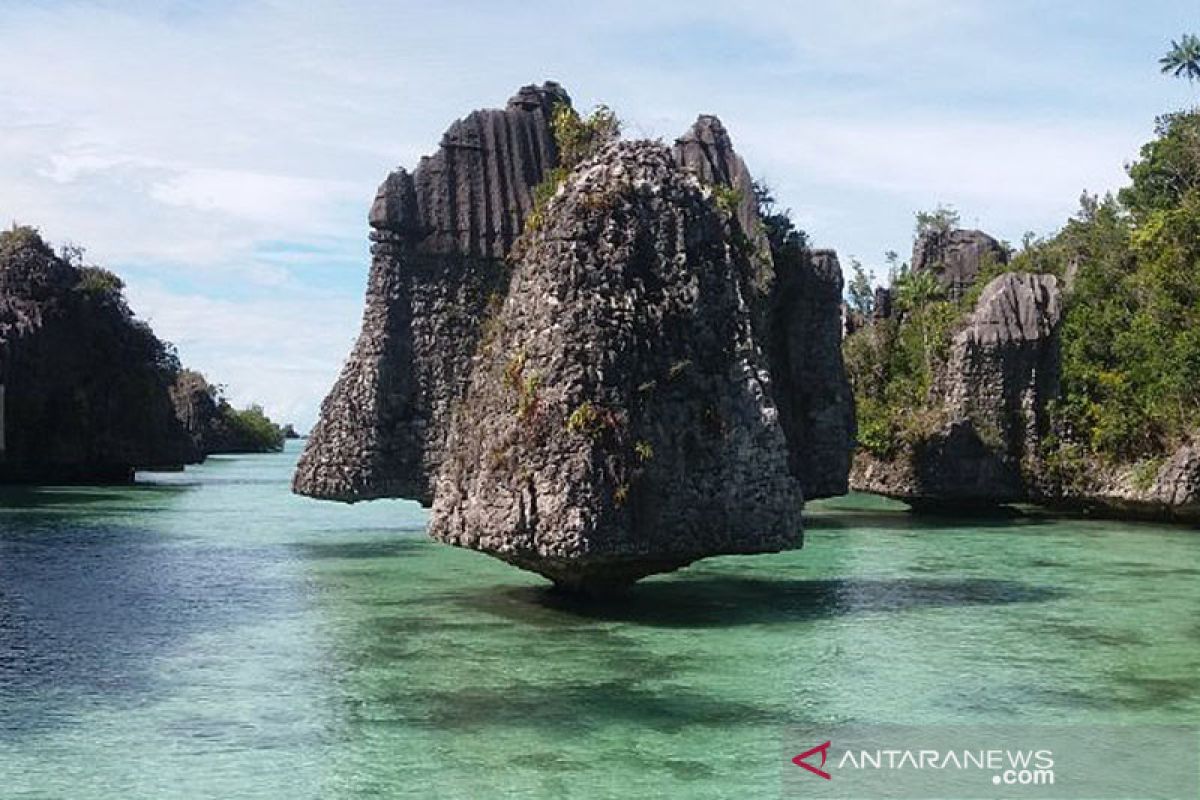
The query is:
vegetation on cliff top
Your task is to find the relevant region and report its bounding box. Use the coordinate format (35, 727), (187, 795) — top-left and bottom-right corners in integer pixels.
(522, 102), (621, 236)
(1023, 110), (1200, 465)
(173, 369), (286, 454)
(845, 103), (1200, 472)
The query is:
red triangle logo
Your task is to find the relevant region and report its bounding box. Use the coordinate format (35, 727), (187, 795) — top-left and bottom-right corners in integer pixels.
(793, 741), (832, 780)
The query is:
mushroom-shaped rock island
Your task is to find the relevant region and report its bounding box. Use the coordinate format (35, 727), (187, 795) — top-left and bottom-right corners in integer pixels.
(294, 83), (854, 591)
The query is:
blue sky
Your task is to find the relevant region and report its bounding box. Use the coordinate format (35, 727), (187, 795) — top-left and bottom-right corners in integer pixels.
(2, 0), (1196, 429)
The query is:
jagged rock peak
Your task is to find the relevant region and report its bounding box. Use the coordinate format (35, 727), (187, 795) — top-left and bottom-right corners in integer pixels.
(960, 272), (1062, 347)
(297, 85), (860, 587)
(506, 81), (570, 112)
(674, 117), (856, 500)
(295, 83), (570, 504)
(852, 271), (1063, 505)
(674, 114), (769, 268)
(367, 80), (569, 258)
(912, 228), (1008, 297)
(429, 139), (802, 590)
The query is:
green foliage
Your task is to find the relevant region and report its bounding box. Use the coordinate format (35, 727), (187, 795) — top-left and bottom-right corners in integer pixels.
(565, 401), (619, 440)
(1119, 112), (1200, 219)
(516, 373), (542, 421)
(523, 103), (621, 236)
(551, 103), (620, 169)
(501, 351), (542, 421)
(847, 259), (875, 318)
(752, 181), (809, 253)
(0, 224), (51, 258)
(844, 309), (954, 457)
(633, 440), (654, 463)
(221, 404), (285, 453)
(914, 205), (960, 238)
(1160, 33), (1200, 83)
(1003, 110), (1200, 465)
(1131, 457), (1165, 492)
(893, 268), (944, 313)
(75, 266), (126, 296)
(843, 211), (975, 456)
(711, 184), (742, 216)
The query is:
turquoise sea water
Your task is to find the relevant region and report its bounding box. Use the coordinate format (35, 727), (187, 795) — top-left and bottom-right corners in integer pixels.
(1, 441), (1198, 798)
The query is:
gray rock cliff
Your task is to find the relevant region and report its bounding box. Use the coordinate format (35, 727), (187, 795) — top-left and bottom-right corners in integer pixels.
(852, 272), (1062, 504)
(912, 228), (1009, 298)
(294, 82), (567, 504)
(673, 116), (855, 499)
(430, 141), (802, 589)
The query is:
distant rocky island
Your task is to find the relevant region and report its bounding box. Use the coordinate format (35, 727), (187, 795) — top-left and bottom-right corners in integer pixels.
(294, 82), (854, 590)
(0, 226), (289, 483)
(845, 105), (1200, 523)
(170, 369), (289, 457)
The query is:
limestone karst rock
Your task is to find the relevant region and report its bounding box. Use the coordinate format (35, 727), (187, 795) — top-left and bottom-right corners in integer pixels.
(294, 82), (567, 504)
(852, 272), (1063, 504)
(430, 141), (801, 589)
(0, 228), (192, 483)
(767, 248), (856, 498)
(295, 83), (857, 588)
(672, 116), (855, 499)
(912, 228), (1009, 298)
(170, 369), (285, 456)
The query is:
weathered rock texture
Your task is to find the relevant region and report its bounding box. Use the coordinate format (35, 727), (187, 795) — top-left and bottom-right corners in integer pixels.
(852, 273), (1062, 505)
(0, 230), (192, 483)
(430, 141), (802, 589)
(673, 115), (773, 308)
(294, 82), (567, 504)
(768, 249), (856, 498)
(297, 85), (857, 587)
(1040, 440), (1200, 522)
(912, 228), (1009, 298)
(673, 116), (855, 499)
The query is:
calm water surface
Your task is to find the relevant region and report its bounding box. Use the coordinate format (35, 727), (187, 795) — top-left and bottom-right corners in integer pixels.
(1, 442), (1198, 798)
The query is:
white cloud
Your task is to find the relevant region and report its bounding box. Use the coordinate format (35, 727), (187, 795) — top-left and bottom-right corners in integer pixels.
(0, 0), (1188, 428)
(126, 282), (364, 430)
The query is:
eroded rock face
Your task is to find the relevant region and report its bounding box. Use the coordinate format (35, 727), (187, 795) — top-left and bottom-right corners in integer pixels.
(429, 141), (801, 589)
(0, 231), (192, 483)
(1049, 440), (1200, 521)
(673, 115), (772, 303)
(912, 229), (1008, 298)
(852, 273), (1062, 505)
(768, 249), (856, 498)
(294, 82), (567, 504)
(674, 116), (855, 500)
(297, 85), (858, 587)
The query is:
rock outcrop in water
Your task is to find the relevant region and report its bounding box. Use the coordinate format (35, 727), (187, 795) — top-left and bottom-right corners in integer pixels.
(295, 82), (566, 505)
(0, 227), (192, 483)
(170, 369), (285, 456)
(852, 272), (1063, 505)
(296, 83), (856, 588)
(672, 116), (855, 499)
(430, 141), (801, 589)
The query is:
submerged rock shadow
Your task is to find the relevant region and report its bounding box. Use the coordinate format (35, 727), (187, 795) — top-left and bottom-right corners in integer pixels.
(0, 484), (190, 509)
(804, 508), (1054, 533)
(461, 576), (1063, 629)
